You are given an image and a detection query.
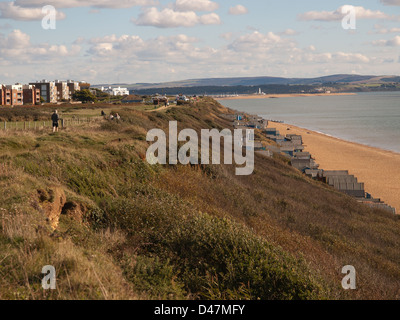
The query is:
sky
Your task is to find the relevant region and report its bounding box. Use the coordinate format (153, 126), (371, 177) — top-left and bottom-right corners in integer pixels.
(0, 0), (400, 85)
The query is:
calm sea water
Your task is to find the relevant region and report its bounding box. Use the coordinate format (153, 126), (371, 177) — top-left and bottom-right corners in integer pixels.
(218, 92), (400, 153)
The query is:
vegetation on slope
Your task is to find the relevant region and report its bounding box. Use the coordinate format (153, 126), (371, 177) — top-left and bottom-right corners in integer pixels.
(0, 98), (399, 300)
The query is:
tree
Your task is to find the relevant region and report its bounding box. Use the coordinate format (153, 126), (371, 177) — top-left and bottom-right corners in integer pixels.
(72, 89), (97, 103)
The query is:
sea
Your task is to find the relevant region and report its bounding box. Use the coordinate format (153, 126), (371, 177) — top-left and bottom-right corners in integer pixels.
(217, 92), (400, 153)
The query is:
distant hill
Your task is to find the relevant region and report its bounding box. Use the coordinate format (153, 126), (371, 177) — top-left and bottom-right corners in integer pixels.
(93, 74), (400, 91)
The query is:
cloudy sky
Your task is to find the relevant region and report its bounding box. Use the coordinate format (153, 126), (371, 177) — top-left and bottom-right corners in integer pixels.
(0, 0), (400, 84)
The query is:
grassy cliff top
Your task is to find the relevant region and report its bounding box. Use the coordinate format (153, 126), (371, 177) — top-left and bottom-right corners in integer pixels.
(0, 98), (399, 300)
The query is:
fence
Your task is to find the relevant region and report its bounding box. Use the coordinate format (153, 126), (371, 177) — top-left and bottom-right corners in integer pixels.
(0, 116), (104, 131)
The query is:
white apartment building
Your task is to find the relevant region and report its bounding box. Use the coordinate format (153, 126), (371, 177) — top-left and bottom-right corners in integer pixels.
(101, 86), (129, 96)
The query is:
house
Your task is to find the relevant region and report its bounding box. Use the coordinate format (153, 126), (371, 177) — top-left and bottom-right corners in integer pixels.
(264, 128), (279, 136)
(1, 84), (24, 106)
(67, 80), (81, 96)
(122, 95), (143, 104)
(248, 120), (268, 130)
(101, 86), (129, 96)
(280, 146), (296, 157)
(0, 84), (11, 105)
(265, 145), (281, 154)
(291, 158), (319, 172)
(30, 80), (58, 103)
(285, 134), (303, 146)
(233, 120), (249, 128)
(256, 150), (273, 158)
(268, 134), (286, 144)
(293, 151), (311, 160)
(305, 169), (323, 179)
(152, 95), (169, 105)
(243, 140), (265, 151)
(322, 171), (365, 198)
(23, 85), (41, 105)
(55, 80), (70, 101)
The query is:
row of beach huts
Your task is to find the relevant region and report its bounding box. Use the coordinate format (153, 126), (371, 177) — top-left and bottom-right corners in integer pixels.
(221, 112), (397, 215)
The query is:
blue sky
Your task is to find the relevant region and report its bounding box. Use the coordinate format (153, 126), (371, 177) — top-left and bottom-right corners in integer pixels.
(0, 0), (400, 84)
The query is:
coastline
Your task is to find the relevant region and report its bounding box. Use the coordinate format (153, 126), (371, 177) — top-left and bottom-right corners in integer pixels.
(269, 121), (400, 213)
(217, 92), (357, 100)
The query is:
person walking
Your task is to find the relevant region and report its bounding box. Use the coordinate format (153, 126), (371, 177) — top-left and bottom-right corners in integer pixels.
(52, 110), (59, 133)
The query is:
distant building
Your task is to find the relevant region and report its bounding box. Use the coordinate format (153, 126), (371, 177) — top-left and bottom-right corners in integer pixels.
(79, 82), (91, 91)
(0, 79), (84, 105)
(23, 85), (41, 105)
(67, 80), (80, 97)
(122, 95), (143, 104)
(101, 86), (129, 96)
(30, 80), (58, 103)
(55, 80), (70, 101)
(256, 88), (265, 95)
(1, 84), (24, 106)
(0, 84), (11, 105)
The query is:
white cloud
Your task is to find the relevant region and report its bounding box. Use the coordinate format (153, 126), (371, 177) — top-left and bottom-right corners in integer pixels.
(279, 28), (299, 36)
(82, 30), (390, 77)
(199, 12), (220, 25)
(133, 7), (220, 28)
(5, 29), (30, 48)
(371, 24), (400, 34)
(333, 52), (370, 63)
(229, 5), (248, 15)
(228, 31), (290, 52)
(299, 5), (390, 21)
(0, 27), (394, 84)
(14, 0), (155, 9)
(174, 0), (219, 12)
(372, 36), (400, 46)
(0, 2), (66, 21)
(0, 29), (80, 62)
(220, 32), (233, 40)
(380, 0), (400, 5)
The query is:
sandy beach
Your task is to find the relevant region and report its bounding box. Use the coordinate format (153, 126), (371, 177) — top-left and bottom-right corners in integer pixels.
(270, 122), (400, 213)
(217, 93), (356, 100)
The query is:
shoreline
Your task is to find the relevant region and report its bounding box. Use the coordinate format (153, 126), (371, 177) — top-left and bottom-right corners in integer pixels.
(217, 92), (357, 100)
(269, 121), (400, 213)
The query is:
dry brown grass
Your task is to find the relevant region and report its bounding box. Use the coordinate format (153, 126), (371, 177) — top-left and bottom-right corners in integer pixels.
(0, 98), (399, 300)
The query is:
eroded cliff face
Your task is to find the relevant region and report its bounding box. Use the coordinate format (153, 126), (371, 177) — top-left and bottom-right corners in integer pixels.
(37, 187), (66, 230)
